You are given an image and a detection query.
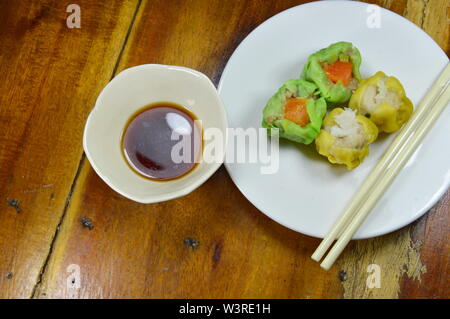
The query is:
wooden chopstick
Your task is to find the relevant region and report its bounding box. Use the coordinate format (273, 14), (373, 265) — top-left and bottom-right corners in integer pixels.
(321, 80), (450, 269)
(312, 63), (450, 262)
(312, 63), (450, 268)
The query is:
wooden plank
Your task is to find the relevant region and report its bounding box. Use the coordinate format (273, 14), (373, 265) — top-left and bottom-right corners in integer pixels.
(0, 0), (139, 298)
(421, 0), (450, 55)
(35, 164), (344, 298)
(34, 0), (449, 298)
(34, 0), (345, 298)
(399, 190), (449, 298)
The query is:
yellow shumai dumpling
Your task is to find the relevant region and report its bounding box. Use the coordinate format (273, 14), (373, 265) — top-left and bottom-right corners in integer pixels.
(315, 108), (378, 170)
(349, 71), (413, 133)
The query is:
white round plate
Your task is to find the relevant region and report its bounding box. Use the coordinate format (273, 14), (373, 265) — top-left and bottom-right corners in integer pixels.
(218, 1), (449, 239)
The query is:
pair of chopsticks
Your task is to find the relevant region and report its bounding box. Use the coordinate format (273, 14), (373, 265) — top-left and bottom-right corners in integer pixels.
(312, 63), (450, 270)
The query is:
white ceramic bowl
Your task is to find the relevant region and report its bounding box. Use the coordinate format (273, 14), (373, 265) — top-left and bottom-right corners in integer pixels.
(83, 64), (228, 203)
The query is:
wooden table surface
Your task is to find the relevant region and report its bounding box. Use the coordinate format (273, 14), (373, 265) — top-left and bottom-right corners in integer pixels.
(0, 0), (448, 299)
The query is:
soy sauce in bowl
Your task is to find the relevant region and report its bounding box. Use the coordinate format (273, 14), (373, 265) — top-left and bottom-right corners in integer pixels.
(122, 102), (202, 181)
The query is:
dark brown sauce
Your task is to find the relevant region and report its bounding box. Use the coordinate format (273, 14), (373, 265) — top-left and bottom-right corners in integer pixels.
(122, 102), (202, 181)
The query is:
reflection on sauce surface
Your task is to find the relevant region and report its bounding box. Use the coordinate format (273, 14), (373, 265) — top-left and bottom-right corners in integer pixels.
(122, 102), (202, 181)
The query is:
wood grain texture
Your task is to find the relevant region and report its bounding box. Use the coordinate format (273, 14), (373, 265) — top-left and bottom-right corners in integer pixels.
(0, 0), (139, 298)
(34, 164), (344, 298)
(34, 0), (347, 298)
(1, 0), (448, 299)
(399, 190), (450, 298)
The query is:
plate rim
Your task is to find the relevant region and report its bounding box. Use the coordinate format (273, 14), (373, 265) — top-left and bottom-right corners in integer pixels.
(217, 0), (450, 239)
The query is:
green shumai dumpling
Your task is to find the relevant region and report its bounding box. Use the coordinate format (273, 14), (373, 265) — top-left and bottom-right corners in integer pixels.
(262, 79), (327, 145)
(301, 41), (362, 104)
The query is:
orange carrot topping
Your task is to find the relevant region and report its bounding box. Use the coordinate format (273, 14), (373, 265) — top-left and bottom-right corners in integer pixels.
(323, 61), (353, 86)
(284, 98), (309, 126)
